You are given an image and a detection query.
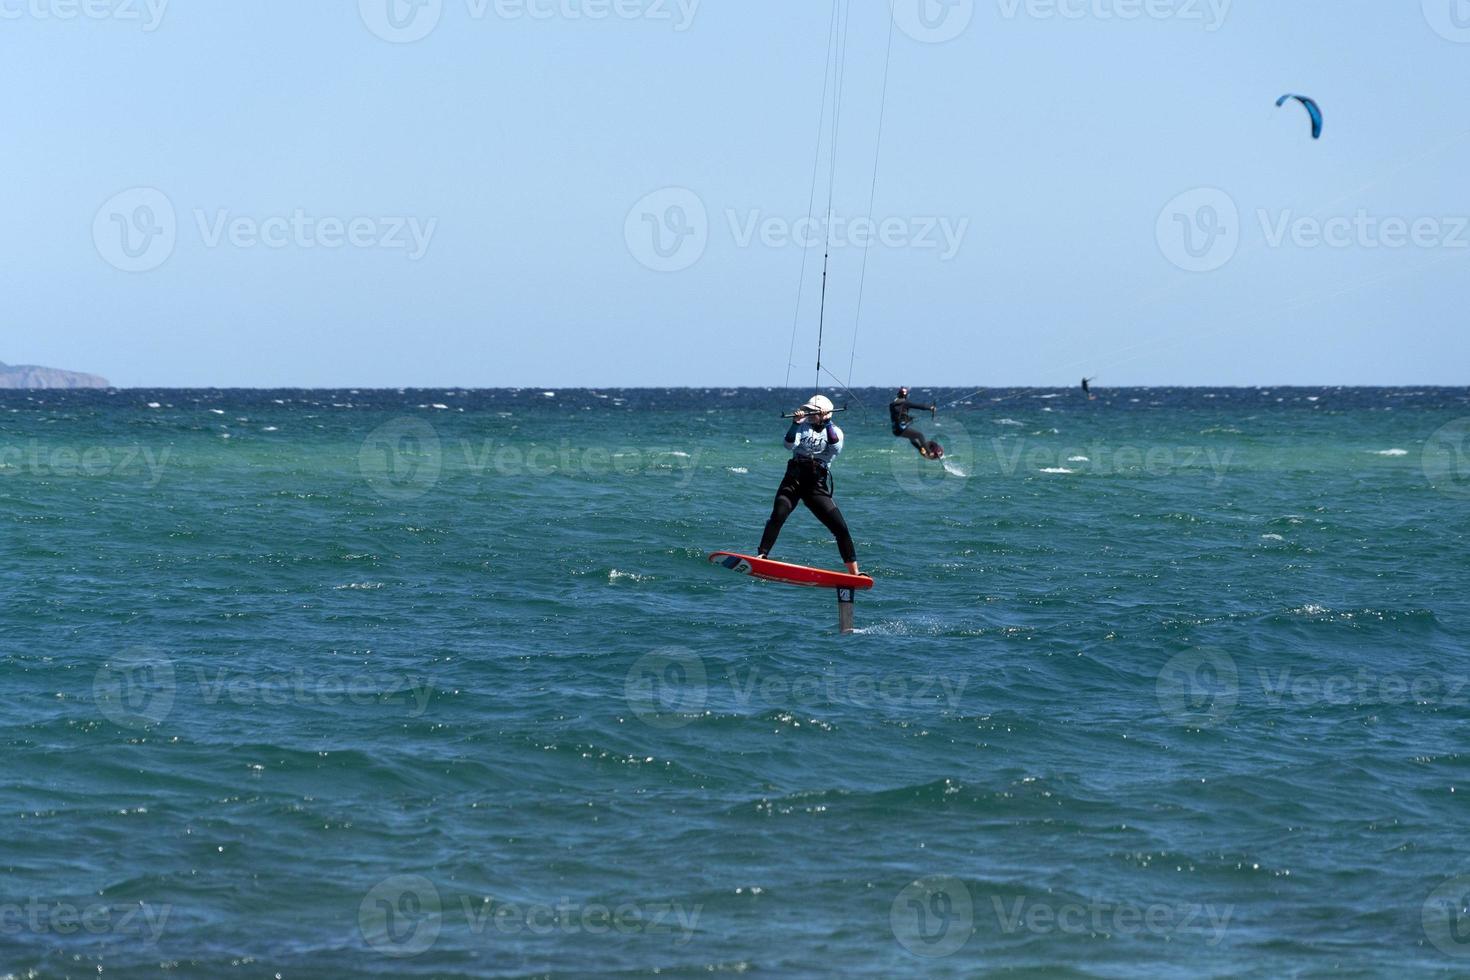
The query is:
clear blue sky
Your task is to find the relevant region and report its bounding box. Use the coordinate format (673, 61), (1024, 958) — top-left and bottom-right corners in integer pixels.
(3, 1), (1466, 387)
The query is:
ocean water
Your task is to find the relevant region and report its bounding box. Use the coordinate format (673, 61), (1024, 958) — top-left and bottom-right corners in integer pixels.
(3, 386), (1470, 978)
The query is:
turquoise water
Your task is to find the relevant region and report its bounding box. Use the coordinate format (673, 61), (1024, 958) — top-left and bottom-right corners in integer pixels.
(4, 386), (1470, 977)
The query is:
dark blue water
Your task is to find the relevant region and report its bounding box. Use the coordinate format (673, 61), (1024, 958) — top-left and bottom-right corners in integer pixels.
(3, 387), (1470, 976)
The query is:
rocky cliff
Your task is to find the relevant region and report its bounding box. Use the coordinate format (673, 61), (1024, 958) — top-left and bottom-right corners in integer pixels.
(0, 362), (111, 389)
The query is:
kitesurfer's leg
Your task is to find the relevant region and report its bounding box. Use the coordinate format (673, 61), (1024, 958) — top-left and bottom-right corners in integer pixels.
(757, 464), (802, 558)
(894, 424), (929, 456)
(800, 476), (857, 567)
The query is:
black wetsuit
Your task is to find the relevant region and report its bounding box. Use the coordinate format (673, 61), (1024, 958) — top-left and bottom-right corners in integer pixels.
(889, 397), (936, 454)
(758, 422), (856, 564)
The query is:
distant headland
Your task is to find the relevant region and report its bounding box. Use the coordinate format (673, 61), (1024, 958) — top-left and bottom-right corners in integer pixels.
(0, 361), (110, 389)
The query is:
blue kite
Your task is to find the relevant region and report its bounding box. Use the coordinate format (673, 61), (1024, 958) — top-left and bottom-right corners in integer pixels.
(1276, 94), (1323, 140)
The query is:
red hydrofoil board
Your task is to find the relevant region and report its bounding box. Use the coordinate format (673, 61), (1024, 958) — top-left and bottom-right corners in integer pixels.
(708, 552), (875, 591)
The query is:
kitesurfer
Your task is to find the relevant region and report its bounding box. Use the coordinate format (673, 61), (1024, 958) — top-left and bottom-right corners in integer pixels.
(1082, 377), (1092, 397)
(757, 394), (860, 575)
(889, 387), (939, 458)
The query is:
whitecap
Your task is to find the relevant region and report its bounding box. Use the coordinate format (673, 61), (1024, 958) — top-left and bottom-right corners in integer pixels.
(995, 418), (1023, 426)
(1261, 533), (1285, 541)
(1040, 467), (1074, 474)
(727, 466), (749, 474)
(1373, 449), (1408, 457)
(1067, 455), (1089, 463)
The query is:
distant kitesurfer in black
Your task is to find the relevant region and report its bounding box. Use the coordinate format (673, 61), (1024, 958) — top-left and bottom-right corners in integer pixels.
(1082, 377), (1095, 400)
(889, 387), (940, 459)
(757, 395), (860, 575)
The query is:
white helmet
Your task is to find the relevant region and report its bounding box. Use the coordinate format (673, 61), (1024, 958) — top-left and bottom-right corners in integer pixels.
(801, 394), (834, 415)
